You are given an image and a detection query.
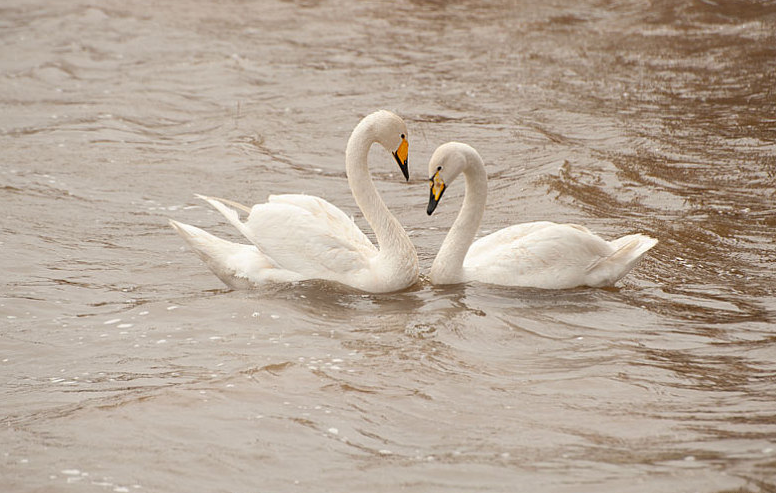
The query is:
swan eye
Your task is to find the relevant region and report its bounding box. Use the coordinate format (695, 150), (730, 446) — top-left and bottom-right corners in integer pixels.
(400, 134), (405, 139)
(437, 166), (442, 171)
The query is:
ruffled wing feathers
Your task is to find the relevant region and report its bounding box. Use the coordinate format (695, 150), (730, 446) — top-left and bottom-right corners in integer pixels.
(200, 195), (377, 281)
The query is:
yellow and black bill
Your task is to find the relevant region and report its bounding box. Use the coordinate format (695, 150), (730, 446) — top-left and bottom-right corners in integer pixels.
(393, 136), (409, 181)
(427, 169), (446, 215)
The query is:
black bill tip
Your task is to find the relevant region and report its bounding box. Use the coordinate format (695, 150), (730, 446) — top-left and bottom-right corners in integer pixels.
(393, 152), (409, 181)
(427, 188), (440, 215)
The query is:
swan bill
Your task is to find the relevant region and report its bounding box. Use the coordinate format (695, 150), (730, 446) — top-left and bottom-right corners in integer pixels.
(393, 136), (409, 181)
(427, 169), (446, 215)
(427, 189), (439, 215)
(426, 183), (445, 216)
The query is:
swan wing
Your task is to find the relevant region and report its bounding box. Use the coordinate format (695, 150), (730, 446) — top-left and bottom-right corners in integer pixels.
(463, 222), (620, 288)
(246, 200), (378, 279)
(201, 196), (378, 280)
(267, 194), (375, 253)
(465, 221), (566, 261)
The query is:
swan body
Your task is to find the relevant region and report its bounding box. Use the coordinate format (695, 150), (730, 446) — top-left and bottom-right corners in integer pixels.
(426, 142), (657, 289)
(170, 110), (418, 293)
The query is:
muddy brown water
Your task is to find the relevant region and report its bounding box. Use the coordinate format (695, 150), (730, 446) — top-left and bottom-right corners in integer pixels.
(2, 1), (775, 492)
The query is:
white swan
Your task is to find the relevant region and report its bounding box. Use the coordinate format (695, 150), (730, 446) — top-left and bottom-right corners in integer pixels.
(169, 110), (419, 293)
(426, 142), (657, 288)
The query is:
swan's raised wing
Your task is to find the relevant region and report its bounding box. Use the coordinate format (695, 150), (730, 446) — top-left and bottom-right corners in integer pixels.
(267, 194), (375, 253)
(201, 195), (378, 280)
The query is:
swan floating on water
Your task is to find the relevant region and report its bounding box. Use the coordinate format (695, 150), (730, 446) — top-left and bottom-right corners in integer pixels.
(170, 110), (418, 293)
(426, 142), (657, 288)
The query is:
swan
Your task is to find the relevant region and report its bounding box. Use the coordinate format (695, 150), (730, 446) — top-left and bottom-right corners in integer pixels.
(425, 142), (657, 288)
(169, 110), (418, 293)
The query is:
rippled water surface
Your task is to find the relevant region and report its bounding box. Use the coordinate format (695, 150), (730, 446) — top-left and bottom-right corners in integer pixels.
(2, 0), (775, 491)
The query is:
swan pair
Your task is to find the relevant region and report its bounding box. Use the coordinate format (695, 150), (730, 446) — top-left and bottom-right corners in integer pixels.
(170, 110), (657, 293)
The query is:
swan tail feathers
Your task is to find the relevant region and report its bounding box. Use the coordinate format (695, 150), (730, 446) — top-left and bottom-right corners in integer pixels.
(170, 219), (234, 263)
(609, 234), (658, 263)
(585, 234), (657, 285)
(169, 219), (269, 289)
(170, 219), (255, 289)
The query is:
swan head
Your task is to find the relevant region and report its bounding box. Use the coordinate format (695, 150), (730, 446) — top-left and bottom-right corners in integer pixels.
(362, 110), (410, 181)
(426, 142), (477, 215)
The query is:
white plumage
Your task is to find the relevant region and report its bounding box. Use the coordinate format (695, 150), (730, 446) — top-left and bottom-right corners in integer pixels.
(426, 142), (657, 288)
(170, 110), (418, 293)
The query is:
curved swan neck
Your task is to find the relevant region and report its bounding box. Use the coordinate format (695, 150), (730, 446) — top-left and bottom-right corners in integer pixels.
(430, 152), (487, 284)
(345, 119), (416, 270)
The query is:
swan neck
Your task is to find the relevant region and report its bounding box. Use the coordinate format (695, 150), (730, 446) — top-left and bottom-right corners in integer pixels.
(431, 156), (487, 284)
(345, 124), (417, 275)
